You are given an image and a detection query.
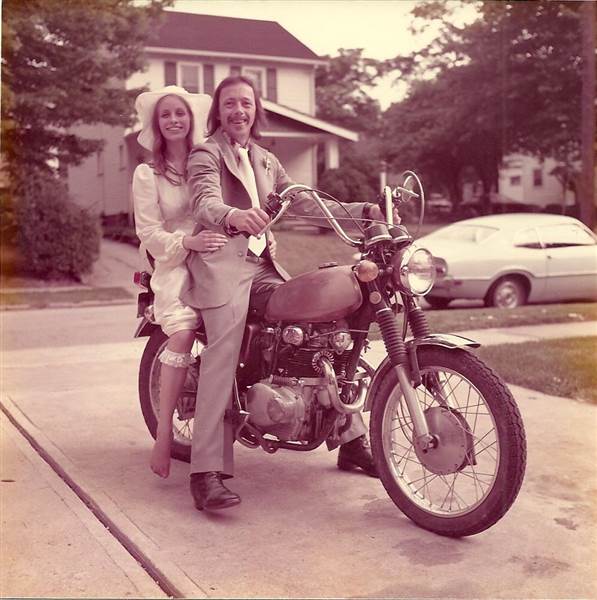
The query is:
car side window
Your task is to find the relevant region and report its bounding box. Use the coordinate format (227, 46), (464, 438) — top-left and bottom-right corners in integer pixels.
(539, 224), (596, 248)
(513, 228), (542, 249)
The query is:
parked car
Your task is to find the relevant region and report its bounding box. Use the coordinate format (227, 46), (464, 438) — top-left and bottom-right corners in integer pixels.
(418, 213), (597, 309)
(426, 193), (453, 215)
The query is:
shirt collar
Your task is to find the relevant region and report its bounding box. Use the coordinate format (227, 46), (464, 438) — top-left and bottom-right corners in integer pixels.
(221, 129), (252, 154)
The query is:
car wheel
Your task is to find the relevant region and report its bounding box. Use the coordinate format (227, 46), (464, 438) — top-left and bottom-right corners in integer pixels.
(426, 296), (452, 310)
(486, 277), (527, 309)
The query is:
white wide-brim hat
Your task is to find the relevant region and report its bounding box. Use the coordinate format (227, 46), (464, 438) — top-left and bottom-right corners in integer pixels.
(135, 85), (212, 150)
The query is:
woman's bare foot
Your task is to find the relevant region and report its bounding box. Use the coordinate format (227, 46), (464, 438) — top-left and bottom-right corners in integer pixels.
(150, 432), (172, 478)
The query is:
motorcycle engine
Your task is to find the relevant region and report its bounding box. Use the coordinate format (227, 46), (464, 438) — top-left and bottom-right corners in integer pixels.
(274, 320), (353, 379)
(245, 320), (353, 441)
(245, 380), (314, 441)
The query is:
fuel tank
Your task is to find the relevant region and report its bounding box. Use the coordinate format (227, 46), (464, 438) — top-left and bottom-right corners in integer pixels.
(265, 265), (363, 322)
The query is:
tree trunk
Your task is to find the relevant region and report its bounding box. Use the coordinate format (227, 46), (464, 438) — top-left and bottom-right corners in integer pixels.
(580, 1), (596, 228)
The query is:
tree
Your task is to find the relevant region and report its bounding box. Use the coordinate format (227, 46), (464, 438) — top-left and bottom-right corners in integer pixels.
(315, 48), (386, 135)
(382, 1), (588, 218)
(1, 0), (172, 189)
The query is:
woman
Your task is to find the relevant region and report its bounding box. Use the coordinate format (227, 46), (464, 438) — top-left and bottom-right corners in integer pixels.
(133, 85), (226, 478)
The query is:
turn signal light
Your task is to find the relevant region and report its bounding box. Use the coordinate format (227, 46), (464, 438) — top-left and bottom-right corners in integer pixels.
(354, 260), (379, 282)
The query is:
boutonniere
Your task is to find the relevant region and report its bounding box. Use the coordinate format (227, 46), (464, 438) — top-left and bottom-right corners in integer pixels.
(263, 153), (271, 175)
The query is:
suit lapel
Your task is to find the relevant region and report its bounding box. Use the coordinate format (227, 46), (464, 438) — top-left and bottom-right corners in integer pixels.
(211, 129), (243, 183)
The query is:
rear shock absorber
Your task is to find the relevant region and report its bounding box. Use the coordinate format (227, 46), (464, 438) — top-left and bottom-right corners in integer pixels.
(376, 306), (407, 366)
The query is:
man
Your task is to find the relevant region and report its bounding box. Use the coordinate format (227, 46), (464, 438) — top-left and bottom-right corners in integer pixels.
(183, 76), (397, 512)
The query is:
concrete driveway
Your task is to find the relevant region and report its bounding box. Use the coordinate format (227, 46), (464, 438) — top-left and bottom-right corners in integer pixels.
(1, 304), (596, 598)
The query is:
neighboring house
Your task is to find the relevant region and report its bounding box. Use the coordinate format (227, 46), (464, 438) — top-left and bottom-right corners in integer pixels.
(67, 11), (357, 217)
(496, 154), (576, 209)
(458, 154), (577, 212)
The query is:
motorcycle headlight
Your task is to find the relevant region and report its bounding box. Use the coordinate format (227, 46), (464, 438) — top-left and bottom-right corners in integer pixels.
(393, 246), (435, 296)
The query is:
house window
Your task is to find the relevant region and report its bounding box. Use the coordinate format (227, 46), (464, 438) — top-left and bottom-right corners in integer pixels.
(510, 175), (521, 186)
(180, 64), (200, 93)
(164, 61), (177, 86)
(266, 67), (277, 102)
(533, 168), (543, 187)
(242, 67), (266, 95)
(203, 64), (215, 95)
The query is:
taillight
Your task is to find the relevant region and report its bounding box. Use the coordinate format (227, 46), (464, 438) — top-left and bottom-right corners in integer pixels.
(133, 271), (151, 289)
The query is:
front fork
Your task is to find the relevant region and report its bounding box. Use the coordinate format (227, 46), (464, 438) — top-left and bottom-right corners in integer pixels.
(369, 285), (436, 452)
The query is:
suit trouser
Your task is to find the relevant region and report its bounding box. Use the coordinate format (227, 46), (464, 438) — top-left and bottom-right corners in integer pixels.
(190, 258), (367, 477)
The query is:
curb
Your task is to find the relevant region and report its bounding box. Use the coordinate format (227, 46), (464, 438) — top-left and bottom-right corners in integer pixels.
(0, 394), (208, 599)
(0, 298), (136, 312)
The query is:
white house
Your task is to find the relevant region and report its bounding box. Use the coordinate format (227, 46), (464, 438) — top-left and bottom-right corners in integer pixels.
(497, 154), (576, 209)
(67, 11), (358, 217)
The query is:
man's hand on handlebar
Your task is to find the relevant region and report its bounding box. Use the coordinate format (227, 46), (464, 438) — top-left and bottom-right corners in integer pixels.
(370, 204), (401, 225)
(228, 207), (271, 236)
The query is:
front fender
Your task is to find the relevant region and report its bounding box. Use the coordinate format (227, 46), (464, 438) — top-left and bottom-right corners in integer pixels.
(363, 334), (479, 412)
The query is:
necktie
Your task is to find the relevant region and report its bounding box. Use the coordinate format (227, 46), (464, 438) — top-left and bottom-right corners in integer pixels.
(237, 146), (267, 256)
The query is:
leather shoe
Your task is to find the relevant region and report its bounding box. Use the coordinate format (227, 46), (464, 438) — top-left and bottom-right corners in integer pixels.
(337, 435), (379, 478)
(190, 472), (241, 511)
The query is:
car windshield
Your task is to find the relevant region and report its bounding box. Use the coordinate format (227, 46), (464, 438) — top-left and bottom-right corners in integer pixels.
(428, 224), (499, 243)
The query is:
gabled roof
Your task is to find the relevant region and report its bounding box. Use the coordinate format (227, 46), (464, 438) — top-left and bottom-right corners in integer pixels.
(151, 11), (322, 64)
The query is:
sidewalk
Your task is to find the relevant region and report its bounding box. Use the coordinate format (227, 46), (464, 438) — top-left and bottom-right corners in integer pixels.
(0, 413), (166, 598)
(1, 304), (596, 598)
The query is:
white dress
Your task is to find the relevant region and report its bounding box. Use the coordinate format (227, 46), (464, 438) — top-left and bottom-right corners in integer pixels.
(132, 163), (199, 336)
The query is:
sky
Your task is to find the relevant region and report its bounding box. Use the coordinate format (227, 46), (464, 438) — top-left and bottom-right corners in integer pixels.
(168, 0), (478, 108)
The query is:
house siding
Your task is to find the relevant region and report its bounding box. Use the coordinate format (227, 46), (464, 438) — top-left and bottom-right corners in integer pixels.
(67, 124), (130, 216)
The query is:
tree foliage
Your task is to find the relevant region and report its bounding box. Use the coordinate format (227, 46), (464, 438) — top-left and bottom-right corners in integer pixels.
(1, 0), (172, 188)
(381, 1), (586, 209)
(315, 48), (386, 135)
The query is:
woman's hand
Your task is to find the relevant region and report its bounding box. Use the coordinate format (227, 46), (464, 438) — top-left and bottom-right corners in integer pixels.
(183, 230), (229, 253)
(268, 232), (277, 259)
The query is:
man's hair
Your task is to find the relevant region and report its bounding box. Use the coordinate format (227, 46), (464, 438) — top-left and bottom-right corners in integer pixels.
(150, 94), (194, 180)
(206, 75), (267, 139)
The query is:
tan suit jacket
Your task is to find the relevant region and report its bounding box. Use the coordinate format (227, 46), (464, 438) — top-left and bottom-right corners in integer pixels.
(182, 128), (367, 310)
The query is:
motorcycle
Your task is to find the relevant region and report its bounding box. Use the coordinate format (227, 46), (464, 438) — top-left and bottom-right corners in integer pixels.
(134, 173), (526, 537)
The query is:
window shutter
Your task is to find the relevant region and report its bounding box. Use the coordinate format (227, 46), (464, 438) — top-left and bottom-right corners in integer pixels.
(230, 65), (241, 76)
(203, 64), (215, 95)
(266, 68), (277, 102)
(164, 61), (177, 86)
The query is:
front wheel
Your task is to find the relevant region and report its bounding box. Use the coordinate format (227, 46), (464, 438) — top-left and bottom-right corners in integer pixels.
(138, 327), (205, 463)
(370, 346), (526, 537)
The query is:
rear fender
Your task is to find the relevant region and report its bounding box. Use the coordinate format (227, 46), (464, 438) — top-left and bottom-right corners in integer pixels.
(364, 334), (480, 412)
(134, 318), (159, 338)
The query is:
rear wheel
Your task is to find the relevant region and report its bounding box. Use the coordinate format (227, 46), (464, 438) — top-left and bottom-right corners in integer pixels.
(138, 328), (204, 463)
(486, 276), (527, 308)
(370, 346), (526, 537)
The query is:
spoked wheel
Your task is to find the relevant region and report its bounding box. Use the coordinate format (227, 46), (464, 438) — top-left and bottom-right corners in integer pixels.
(370, 346), (526, 537)
(138, 328), (205, 463)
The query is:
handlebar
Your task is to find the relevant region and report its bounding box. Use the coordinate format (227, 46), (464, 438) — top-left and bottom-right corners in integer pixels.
(263, 171), (425, 248)
(278, 184), (362, 248)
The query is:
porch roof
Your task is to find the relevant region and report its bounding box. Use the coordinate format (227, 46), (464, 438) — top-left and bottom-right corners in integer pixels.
(263, 101), (359, 142)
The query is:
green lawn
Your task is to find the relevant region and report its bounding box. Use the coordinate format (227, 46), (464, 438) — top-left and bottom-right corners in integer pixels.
(476, 336), (597, 403)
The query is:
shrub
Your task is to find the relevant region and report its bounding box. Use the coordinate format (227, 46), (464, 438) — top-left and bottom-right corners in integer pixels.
(318, 166), (377, 204)
(15, 175), (100, 280)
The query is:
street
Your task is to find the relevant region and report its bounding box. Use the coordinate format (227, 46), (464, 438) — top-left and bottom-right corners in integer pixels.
(1, 304), (596, 598)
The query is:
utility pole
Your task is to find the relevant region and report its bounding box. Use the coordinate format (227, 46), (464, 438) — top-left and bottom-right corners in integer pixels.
(580, 0), (596, 228)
